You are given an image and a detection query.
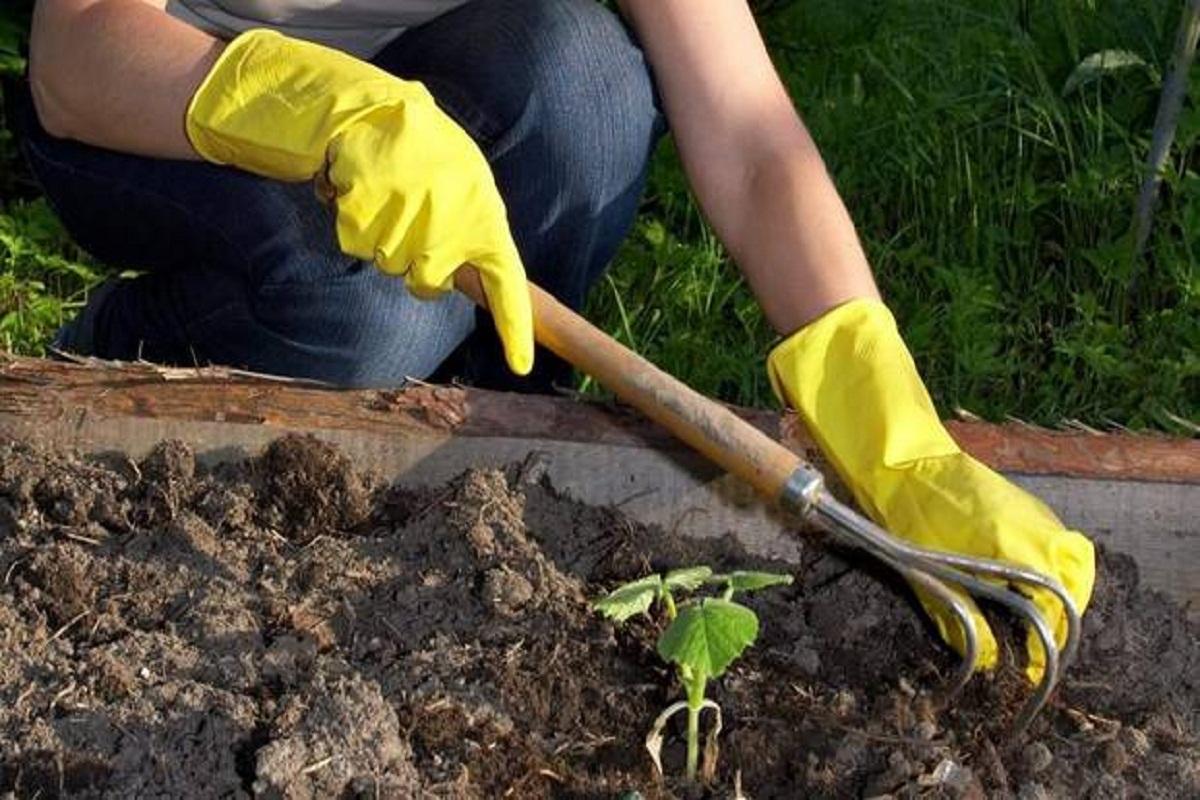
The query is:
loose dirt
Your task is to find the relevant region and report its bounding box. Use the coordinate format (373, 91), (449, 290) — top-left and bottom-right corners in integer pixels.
(0, 434), (1195, 799)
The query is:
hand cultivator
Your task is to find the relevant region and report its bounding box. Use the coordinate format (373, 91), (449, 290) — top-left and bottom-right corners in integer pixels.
(458, 273), (1081, 734)
(793, 471), (1080, 733)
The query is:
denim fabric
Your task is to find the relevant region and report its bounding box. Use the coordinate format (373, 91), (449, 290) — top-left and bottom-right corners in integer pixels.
(15, 0), (664, 390)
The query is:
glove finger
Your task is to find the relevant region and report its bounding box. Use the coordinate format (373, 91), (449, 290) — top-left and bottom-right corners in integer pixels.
(328, 125), (425, 275)
(1055, 528), (1098, 633)
(1021, 528), (1096, 683)
(1022, 586), (1058, 685)
(406, 250), (456, 299)
(912, 583), (999, 672)
(332, 192), (378, 265)
(327, 130), (384, 264)
(332, 185), (419, 276)
(471, 246), (534, 376)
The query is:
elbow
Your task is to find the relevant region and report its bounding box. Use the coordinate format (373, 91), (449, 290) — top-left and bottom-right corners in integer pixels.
(28, 63), (73, 139)
(744, 137), (829, 203)
(28, 1), (80, 139)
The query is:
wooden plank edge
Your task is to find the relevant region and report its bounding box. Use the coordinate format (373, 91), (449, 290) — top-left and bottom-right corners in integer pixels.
(1, 355), (1196, 484)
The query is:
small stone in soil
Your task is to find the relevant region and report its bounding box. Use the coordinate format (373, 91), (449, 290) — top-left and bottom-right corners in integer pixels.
(1021, 741), (1054, 776)
(139, 439), (196, 483)
(480, 567), (534, 616)
(1017, 783), (1052, 800)
(1101, 739), (1130, 776)
(1120, 726), (1151, 759)
(1088, 773), (1128, 800)
(914, 720), (939, 741)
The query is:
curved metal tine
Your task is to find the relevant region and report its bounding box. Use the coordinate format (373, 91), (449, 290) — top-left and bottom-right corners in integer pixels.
(897, 564), (979, 701)
(809, 494), (1068, 733)
(865, 540), (1081, 679)
(843, 528), (1063, 732)
(811, 513), (979, 702)
(913, 549), (1082, 672)
(932, 568), (1061, 734)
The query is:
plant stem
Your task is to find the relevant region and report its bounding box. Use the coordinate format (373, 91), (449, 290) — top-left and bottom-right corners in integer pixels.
(683, 669), (707, 782)
(686, 700), (700, 780)
(1131, 0), (1200, 263)
(663, 589), (678, 621)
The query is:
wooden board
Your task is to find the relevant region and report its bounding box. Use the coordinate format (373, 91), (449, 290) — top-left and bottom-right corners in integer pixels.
(1, 355), (1196, 615)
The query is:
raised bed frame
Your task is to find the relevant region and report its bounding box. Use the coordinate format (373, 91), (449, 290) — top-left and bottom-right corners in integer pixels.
(0, 355), (1195, 615)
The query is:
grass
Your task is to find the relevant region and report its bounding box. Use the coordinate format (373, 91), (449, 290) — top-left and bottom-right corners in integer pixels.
(1, 0), (1197, 431)
(0, 4), (103, 355)
(0, 197), (100, 354)
(590, 0), (1198, 432)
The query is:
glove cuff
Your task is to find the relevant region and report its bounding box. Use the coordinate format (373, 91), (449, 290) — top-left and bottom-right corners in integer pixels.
(186, 28), (428, 180)
(766, 299), (959, 489)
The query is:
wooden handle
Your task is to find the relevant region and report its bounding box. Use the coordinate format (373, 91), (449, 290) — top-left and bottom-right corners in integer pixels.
(456, 271), (804, 502)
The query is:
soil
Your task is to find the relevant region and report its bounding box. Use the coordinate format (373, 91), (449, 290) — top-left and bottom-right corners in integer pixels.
(0, 433), (1196, 799)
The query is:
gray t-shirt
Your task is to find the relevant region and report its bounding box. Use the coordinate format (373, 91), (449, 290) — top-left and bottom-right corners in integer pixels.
(166, 0), (473, 58)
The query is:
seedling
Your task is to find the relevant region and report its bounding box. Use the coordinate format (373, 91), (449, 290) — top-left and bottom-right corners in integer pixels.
(593, 566), (793, 783)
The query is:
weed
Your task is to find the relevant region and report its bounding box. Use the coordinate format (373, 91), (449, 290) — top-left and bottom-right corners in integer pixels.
(593, 566), (793, 783)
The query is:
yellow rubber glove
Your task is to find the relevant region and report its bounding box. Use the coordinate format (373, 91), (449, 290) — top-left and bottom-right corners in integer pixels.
(185, 29), (533, 375)
(768, 299), (1095, 682)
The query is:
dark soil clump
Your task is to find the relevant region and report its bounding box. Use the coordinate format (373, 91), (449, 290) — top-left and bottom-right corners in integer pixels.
(0, 433), (1196, 798)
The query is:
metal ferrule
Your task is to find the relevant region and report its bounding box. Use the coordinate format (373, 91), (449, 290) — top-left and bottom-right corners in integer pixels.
(777, 464), (827, 517)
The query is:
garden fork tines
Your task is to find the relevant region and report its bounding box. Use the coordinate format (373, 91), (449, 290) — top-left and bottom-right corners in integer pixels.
(779, 464), (1082, 734)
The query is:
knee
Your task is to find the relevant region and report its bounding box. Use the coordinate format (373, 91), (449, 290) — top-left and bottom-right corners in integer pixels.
(496, 0), (663, 207)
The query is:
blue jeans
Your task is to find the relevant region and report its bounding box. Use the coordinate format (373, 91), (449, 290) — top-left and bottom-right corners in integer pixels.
(14, 0), (663, 391)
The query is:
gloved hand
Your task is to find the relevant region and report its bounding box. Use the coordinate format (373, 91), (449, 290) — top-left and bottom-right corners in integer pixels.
(186, 29), (533, 375)
(768, 299), (1095, 681)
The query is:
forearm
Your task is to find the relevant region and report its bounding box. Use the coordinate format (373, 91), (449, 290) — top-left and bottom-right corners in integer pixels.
(710, 144), (879, 336)
(621, 0), (878, 336)
(29, 0), (222, 158)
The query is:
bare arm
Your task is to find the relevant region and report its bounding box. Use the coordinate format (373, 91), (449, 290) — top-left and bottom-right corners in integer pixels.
(29, 0), (222, 158)
(619, 0), (879, 335)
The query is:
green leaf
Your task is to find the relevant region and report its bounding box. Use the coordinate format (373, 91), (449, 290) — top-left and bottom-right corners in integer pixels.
(657, 598), (759, 679)
(1062, 49), (1157, 96)
(593, 575), (662, 623)
(724, 571), (794, 593)
(641, 219), (667, 249)
(663, 566), (713, 592)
